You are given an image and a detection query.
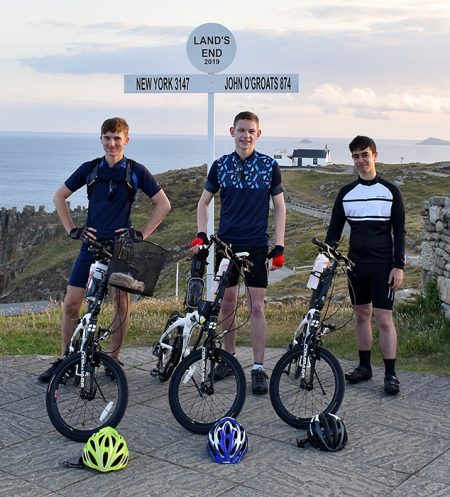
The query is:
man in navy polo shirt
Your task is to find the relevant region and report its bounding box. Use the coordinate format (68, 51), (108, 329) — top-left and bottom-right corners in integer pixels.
(38, 117), (171, 382)
(191, 111), (286, 395)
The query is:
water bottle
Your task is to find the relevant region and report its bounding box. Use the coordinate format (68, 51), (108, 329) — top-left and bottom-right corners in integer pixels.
(86, 261), (108, 300)
(307, 253), (330, 290)
(211, 258), (230, 298)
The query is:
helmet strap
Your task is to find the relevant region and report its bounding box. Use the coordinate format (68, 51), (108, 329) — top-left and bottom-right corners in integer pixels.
(296, 437), (310, 448)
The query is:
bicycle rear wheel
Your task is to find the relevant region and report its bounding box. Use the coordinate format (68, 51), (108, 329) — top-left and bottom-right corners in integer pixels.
(269, 345), (344, 429)
(168, 348), (246, 434)
(46, 351), (128, 442)
(154, 311), (183, 382)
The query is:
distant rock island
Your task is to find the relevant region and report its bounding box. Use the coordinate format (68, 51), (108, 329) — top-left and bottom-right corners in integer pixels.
(417, 137), (450, 145)
(299, 138), (312, 143)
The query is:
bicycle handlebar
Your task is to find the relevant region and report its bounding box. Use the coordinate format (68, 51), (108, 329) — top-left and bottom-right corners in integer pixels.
(198, 234), (254, 270)
(312, 238), (354, 268)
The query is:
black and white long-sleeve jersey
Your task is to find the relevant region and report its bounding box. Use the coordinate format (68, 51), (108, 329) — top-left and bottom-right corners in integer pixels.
(325, 175), (406, 269)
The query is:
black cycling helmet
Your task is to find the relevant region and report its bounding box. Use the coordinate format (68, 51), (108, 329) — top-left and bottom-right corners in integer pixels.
(306, 413), (348, 452)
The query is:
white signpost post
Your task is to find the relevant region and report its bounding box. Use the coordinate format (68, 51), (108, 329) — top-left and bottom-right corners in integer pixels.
(124, 23), (299, 295)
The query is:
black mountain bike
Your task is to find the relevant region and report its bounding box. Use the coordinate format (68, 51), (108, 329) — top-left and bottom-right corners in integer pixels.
(168, 234), (251, 434)
(269, 238), (354, 428)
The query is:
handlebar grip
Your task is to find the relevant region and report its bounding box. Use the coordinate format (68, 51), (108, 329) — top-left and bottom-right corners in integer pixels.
(311, 238), (353, 268)
(88, 238), (104, 249)
(211, 234), (227, 250)
(312, 238), (327, 250)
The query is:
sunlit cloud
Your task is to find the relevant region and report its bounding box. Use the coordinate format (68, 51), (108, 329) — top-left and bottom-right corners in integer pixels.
(311, 83), (450, 116)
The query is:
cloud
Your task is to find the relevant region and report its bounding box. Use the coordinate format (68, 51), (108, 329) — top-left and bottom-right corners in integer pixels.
(15, 10), (450, 85)
(34, 20), (189, 43)
(311, 83), (450, 116)
(21, 45), (193, 74)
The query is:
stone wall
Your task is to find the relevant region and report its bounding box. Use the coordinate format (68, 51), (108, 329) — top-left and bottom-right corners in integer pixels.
(421, 196), (450, 319)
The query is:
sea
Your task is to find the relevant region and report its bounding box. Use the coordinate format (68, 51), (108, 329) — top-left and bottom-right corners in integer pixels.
(1, 131), (450, 212)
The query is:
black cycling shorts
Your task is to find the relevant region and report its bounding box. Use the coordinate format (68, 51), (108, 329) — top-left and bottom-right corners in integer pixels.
(215, 245), (269, 289)
(347, 262), (395, 310)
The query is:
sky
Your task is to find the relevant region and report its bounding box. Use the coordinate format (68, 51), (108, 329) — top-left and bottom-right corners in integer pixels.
(2, 0), (450, 140)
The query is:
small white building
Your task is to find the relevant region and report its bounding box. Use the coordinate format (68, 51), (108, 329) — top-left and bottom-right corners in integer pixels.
(291, 147), (330, 167)
(273, 150), (294, 167)
(274, 146), (331, 168)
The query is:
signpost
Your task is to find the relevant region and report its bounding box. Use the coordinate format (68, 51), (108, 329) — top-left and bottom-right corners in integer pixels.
(124, 23), (299, 295)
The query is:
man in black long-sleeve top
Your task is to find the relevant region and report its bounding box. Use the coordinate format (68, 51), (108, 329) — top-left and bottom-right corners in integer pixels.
(326, 135), (405, 395)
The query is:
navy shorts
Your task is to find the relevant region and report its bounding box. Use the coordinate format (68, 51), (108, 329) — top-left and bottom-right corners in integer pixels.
(347, 262), (395, 310)
(68, 245), (94, 288)
(215, 246), (269, 288)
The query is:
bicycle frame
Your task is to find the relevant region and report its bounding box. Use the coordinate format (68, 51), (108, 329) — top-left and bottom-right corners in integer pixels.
(157, 309), (201, 359)
(289, 239), (353, 383)
(66, 242), (116, 389)
(155, 235), (250, 369)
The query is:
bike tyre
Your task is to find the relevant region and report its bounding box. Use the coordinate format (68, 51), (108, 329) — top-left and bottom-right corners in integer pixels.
(46, 351), (128, 442)
(168, 348), (246, 434)
(269, 345), (344, 429)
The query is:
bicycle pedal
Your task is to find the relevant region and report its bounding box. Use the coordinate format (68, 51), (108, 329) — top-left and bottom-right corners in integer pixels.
(150, 368), (160, 377)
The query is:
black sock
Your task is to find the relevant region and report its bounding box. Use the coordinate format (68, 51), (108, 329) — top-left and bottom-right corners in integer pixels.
(358, 350), (372, 369)
(384, 359), (396, 376)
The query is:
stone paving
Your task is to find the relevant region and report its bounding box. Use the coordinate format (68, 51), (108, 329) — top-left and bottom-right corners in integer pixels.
(0, 347), (449, 497)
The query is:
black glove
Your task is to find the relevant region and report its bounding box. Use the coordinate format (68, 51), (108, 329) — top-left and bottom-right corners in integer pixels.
(268, 245), (284, 259)
(268, 245), (285, 268)
(190, 231), (208, 248)
(69, 226), (88, 241)
(128, 227), (144, 241)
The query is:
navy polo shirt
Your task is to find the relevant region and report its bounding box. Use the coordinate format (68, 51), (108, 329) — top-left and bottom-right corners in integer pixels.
(65, 156), (161, 240)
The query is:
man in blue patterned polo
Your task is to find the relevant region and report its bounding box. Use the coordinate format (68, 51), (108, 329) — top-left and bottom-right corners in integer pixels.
(191, 111), (286, 394)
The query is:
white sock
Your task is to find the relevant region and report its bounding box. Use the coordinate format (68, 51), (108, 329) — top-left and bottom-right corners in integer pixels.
(252, 363), (264, 371)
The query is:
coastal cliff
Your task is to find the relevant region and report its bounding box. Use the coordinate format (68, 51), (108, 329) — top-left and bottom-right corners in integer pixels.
(0, 205), (86, 301)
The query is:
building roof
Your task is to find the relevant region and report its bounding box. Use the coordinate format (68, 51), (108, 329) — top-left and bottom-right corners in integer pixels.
(292, 148), (328, 159)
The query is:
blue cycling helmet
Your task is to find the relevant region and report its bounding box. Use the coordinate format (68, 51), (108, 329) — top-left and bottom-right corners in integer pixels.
(207, 417), (248, 464)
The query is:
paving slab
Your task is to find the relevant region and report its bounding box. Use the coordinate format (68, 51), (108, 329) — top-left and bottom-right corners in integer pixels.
(0, 347), (449, 497)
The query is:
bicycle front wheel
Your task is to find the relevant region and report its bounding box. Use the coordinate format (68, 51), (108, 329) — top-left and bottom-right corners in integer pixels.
(168, 348), (246, 434)
(269, 345), (344, 429)
(46, 351), (128, 442)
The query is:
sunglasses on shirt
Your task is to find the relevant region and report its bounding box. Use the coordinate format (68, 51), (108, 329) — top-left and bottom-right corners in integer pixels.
(236, 160), (246, 186)
(107, 180), (118, 201)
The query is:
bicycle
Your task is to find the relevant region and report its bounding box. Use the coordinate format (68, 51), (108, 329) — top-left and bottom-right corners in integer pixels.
(46, 235), (167, 442)
(151, 248), (208, 382)
(167, 234), (252, 434)
(269, 238), (354, 429)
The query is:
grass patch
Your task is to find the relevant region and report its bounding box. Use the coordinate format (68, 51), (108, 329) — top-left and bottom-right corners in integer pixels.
(2, 287), (448, 376)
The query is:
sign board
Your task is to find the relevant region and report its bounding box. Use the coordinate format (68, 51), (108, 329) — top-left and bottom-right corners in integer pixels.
(124, 23), (299, 298)
(124, 73), (299, 93)
(186, 23), (236, 73)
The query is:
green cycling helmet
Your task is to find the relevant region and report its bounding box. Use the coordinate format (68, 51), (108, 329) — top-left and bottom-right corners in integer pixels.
(82, 426), (128, 472)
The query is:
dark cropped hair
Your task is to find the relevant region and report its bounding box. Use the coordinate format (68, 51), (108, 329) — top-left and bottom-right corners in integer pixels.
(349, 135), (377, 154)
(101, 117), (129, 137)
(233, 111), (260, 128)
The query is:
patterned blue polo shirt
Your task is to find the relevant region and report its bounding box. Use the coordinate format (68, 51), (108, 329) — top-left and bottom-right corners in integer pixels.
(204, 151), (283, 246)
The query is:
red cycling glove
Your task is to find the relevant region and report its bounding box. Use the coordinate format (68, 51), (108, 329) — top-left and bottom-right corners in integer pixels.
(268, 245), (284, 268)
(190, 231), (208, 248)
